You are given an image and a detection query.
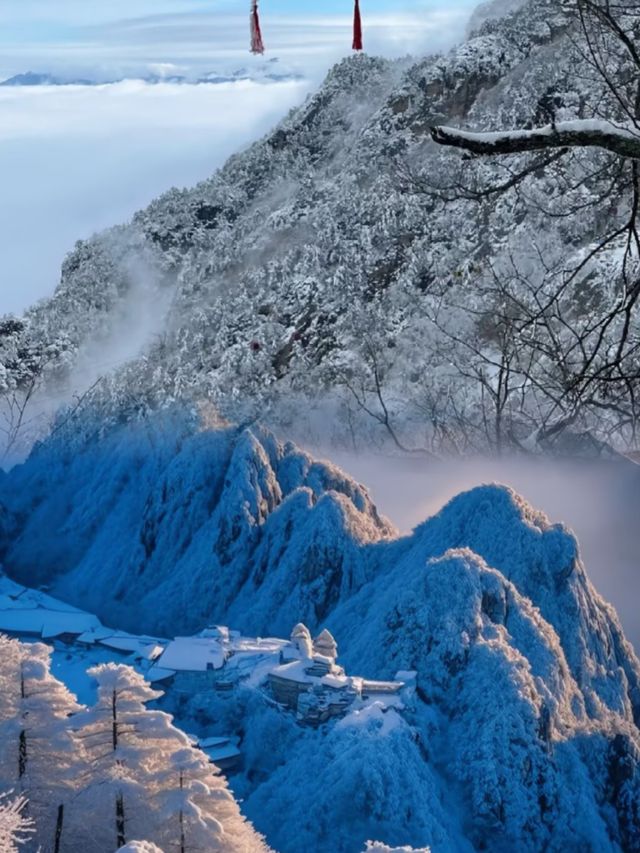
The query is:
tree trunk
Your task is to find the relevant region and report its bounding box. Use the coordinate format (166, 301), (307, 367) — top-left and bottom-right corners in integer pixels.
(111, 689), (118, 751)
(18, 730), (27, 779)
(54, 804), (64, 853)
(116, 792), (126, 849)
(179, 770), (186, 853)
(18, 665), (28, 781)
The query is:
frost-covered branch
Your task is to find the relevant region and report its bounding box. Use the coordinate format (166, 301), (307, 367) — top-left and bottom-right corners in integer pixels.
(430, 120), (640, 160)
(0, 793), (34, 852)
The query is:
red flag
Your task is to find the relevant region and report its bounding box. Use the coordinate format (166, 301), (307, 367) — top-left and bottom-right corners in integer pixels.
(353, 0), (363, 51)
(250, 0), (265, 54)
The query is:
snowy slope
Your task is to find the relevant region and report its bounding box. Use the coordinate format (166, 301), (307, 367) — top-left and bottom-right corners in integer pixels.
(0, 412), (392, 636)
(4, 0), (630, 454)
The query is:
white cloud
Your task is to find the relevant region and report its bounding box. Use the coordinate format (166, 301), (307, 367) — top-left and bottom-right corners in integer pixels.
(0, 1), (477, 314)
(0, 79), (310, 314)
(0, 8), (472, 81)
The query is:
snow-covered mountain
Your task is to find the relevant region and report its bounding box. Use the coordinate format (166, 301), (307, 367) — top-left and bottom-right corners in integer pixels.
(4, 0), (632, 456)
(0, 412), (393, 636)
(2, 0), (640, 846)
(1, 411), (640, 851)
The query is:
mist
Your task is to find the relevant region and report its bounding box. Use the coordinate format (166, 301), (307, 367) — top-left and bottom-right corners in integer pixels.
(324, 449), (640, 652)
(0, 78), (310, 315)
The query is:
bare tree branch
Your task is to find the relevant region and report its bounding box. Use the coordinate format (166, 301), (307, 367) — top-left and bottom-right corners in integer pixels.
(431, 121), (640, 160)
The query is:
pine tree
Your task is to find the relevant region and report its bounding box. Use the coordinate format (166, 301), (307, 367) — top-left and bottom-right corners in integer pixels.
(75, 663), (268, 852)
(153, 746), (256, 853)
(72, 664), (165, 850)
(0, 636), (84, 853)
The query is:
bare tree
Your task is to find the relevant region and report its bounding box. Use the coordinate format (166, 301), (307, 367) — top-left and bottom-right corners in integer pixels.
(424, 0), (640, 451)
(338, 335), (436, 455)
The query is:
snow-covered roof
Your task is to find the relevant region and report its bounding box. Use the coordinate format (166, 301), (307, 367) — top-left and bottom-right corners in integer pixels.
(41, 612), (101, 638)
(394, 670), (417, 683)
(157, 637), (226, 672)
(361, 680), (404, 694)
(0, 575), (103, 639)
(199, 736), (231, 749)
(321, 673), (349, 690)
(197, 625), (230, 640)
(145, 666), (176, 683)
(201, 742), (242, 763)
(232, 636), (287, 655)
(76, 626), (116, 644)
(96, 633), (164, 660)
(269, 659), (312, 684)
(0, 607), (100, 638)
(0, 576), (84, 612)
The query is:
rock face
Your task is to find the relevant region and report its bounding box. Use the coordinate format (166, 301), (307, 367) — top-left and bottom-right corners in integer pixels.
(1, 414), (640, 851)
(2, 0), (627, 452)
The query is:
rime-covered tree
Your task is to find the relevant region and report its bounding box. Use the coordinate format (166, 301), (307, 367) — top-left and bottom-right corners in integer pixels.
(74, 664), (267, 853)
(429, 0), (640, 447)
(0, 637), (83, 853)
(73, 664), (170, 850)
(152, 746), (267, 853)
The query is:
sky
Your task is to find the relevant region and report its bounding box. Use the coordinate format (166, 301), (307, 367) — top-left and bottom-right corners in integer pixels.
(0, 0), (479, 314)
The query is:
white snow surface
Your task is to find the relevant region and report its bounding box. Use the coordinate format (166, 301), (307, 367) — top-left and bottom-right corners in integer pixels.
(159, 638), (226, 672)
(364, 844), (431, 853)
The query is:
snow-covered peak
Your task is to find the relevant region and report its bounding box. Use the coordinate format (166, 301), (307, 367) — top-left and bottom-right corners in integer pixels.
(0, 413), (393, 636)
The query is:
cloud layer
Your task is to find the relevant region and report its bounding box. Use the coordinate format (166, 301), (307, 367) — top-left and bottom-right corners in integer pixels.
(0, 79), (310, 314)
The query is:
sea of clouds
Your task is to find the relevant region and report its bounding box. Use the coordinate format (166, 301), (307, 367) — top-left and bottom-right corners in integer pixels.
(0, 0), (476, 313)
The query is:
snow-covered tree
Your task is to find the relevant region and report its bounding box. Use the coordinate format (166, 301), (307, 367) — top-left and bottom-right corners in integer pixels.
(429, 0), (640, 448)
(152, 746), (265, 853)
(73, 664), (170, 850)
(74, 663), (267, 853)
(0, 636), (83, 853)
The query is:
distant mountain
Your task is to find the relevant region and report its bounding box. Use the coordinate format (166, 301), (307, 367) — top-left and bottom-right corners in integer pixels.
(0, 71), (94, 86)
(0, 62), (304, 88)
